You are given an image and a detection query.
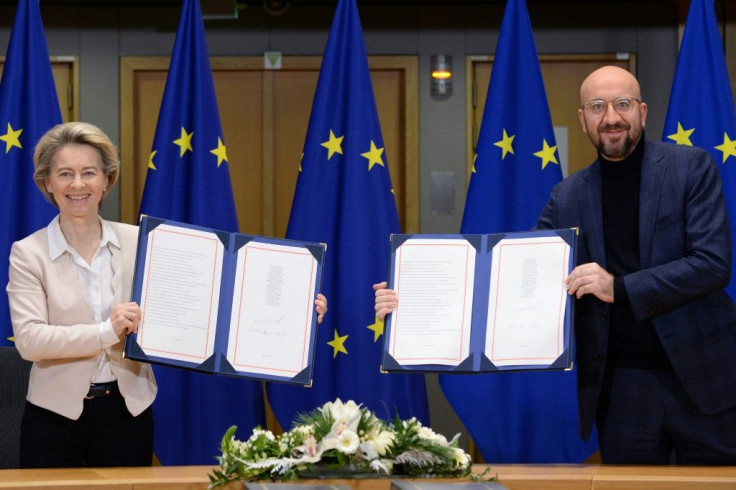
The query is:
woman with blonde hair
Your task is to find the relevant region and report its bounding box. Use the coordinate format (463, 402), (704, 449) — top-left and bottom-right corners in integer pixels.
(7, 122), (156, 467)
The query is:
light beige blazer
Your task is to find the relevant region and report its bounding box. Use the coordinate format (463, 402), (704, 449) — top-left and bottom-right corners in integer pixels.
(7, 218), (157, 420)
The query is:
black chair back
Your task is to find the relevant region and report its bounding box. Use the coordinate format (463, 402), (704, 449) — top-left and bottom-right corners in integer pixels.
(0, 346), (31, 469)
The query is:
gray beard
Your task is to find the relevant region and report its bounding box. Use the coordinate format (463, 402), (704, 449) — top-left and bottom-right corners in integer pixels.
(598, 133), (634, 160)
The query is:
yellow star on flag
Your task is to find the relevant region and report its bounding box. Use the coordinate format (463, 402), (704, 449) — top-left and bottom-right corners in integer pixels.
(148, 150), (157, 170)
(471, 153), (477, 174)
(327, 329), (349, 358)
(0, 123), (23, 154)
(299, 152), (304, 172)
(494, 129), (516, 159)
(361, 140), (385, 171)
(367, 317), (384, 342)
(173, 127), (194, 157)
(667, 122), (695, 146)
(7, 337), (15, 342)
(321, 130), (344, 160)
(533, 139), (559, 170)
(210, 137), (228, 167)
(715, 132), (736, 163)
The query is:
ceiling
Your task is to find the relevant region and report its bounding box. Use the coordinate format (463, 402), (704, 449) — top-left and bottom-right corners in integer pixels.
(0, 0), (671, 5)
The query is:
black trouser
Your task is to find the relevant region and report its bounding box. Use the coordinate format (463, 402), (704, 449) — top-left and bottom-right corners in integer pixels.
(19, 386), (153, 468)
(596, 367), (736, 465)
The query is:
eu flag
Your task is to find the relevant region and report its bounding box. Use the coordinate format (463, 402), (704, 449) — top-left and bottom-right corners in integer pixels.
(266, 0), (430, 430)
(138, 0), (265, 465)
(662, 0), (736, 300)
(0, 0), (61, 346)
(439, 0), (598, 463)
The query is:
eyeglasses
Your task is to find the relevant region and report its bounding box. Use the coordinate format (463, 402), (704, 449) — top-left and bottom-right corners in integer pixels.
(581, 97), (641, 117)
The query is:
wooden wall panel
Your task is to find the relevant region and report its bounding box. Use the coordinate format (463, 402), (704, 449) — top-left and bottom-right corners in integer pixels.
(120, 56), (419, 235)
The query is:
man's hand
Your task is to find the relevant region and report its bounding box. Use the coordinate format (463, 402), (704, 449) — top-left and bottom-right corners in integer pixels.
(565, 262), (614, 303)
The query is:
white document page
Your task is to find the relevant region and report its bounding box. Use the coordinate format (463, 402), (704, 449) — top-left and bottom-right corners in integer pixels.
(227, 241), (317, 377)
(485, 235), (569, 366)
(389, 238), (475, 365)
(137, 224), (222, 363)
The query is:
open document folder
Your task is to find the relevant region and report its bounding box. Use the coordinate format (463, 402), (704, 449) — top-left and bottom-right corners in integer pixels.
(382, 229), (576, 373)
(124, 216), (326, 385)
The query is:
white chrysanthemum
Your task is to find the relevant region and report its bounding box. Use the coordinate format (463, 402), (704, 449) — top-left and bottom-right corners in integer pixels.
(336, 429), (360, 454)
(418, 426), (448, 446)
(371, 430), (395, 456)
(417, 426), (436, 439)
(452, 448), (471, 468)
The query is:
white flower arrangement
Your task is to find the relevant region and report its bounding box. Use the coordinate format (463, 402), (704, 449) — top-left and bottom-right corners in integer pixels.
(208, 398), (475, 487)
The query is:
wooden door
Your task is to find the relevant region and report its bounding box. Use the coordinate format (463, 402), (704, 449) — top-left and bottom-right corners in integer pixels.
(468, 54), (636, 178)
(120, 56), (419, 236)
(0, 56), (79, 123)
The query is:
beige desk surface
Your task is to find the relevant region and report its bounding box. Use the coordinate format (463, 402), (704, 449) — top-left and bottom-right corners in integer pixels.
(1, 464), (736, 489)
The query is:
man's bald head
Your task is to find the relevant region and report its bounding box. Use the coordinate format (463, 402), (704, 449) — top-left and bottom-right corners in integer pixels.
(577, 66), (647, 161)
(580, 66), (642, 106)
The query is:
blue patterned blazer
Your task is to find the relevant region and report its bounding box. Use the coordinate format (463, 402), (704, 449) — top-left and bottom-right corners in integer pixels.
(537, 139), (736, 440)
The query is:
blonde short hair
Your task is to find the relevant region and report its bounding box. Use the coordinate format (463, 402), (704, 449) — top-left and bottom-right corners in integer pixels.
(33, 122), (120, 207)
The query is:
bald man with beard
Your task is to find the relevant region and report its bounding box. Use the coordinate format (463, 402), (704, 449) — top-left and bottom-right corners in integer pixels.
(539, 65), (736, 464)
(375, 66), (736, 464)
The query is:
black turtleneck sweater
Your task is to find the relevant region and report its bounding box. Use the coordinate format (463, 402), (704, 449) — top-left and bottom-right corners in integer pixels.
(599, 136), (672, 370)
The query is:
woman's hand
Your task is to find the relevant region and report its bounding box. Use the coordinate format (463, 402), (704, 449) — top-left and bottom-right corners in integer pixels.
(373, 281), (397, 321)
(315, 293), (328, 324)
(110, 302), (142, 336)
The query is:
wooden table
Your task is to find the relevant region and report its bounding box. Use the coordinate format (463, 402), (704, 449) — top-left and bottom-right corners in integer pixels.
(1, 464), (736, 489)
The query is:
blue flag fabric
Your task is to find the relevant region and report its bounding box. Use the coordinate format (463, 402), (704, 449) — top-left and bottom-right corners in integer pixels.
(138, 0), (265, 465)
(266, 0), (430, 430)
(439, 0), (598, 463)
(662, 0), (736, 300)
(0, 0), (61, 346)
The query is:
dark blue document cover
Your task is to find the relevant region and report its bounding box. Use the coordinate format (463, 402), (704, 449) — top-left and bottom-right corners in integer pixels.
(124, 216), (326, 385)
(382, 228), (576, 373)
